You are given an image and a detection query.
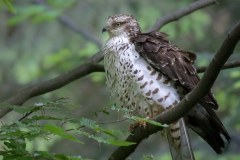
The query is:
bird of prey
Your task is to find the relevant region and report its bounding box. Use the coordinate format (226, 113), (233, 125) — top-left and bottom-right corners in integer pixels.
(102, 14), (230, 160)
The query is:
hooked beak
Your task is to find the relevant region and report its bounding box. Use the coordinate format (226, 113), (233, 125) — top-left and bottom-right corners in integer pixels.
(102, 27), (107, 33)
(102, 26), (109, 33)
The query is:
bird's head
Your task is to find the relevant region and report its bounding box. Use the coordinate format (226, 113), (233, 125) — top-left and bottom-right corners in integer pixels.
(102, 14), (140, 38)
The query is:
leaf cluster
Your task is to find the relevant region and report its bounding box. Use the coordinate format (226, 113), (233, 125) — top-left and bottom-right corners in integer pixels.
(0, 100), (134, 159)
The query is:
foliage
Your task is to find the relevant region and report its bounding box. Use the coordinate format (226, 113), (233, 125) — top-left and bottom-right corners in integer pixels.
(0, 0), (15, 13)
(0, 100), (135, 159)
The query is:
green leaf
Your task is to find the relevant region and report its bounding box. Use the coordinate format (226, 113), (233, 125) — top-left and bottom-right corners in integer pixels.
(107, 139), (135, 146)
(69, 118), (121, 138)
(7, 5), (46, 26)
(76, 130), (135, 146)
(12, 105), (42, 114)
(31, 10), (61, 23)
(100, 128), (118, 138)
(128, 116), (168, 127)
(4, 139), (27, 153)
(43, 124), (83, 144)
(3, 0), (15, 13)
(68, 117), (98, 130)
(30, 115), (62, 121)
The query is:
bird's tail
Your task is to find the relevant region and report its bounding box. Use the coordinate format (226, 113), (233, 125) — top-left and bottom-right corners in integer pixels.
(165, 118), (195, 160)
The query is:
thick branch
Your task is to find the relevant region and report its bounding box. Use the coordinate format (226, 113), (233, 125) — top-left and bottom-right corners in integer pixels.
(148, 0), (217, 32)
(0, 63), (103, 118)
(1, 58), (239, 118)
(108, 21), (240, 160)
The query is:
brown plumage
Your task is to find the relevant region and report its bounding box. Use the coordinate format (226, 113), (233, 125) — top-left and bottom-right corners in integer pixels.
(132, 32), (218, 109)
(102, 14), (230, 160)
(131, 31), (230, 154)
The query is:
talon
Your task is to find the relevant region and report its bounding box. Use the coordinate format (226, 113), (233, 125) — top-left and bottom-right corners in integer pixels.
(139, 120), (147, 128)
(128, 120), (147, 132)
(128, 123), (138, 132)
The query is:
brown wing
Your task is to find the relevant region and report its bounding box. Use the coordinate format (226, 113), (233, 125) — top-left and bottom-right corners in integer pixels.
(131, 32), (218, 109)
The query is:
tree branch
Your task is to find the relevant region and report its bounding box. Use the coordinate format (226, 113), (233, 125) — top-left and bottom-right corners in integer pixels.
(58, 15), (102, 48)
(1, 58), (239, 118)
(148, 0), (217, 32)
(33, 0), (102, 47)
(197, 60), (240, 73)
(0, 63), (103, 118)
(1, 57), (238, 121)
(108, 21), (240, 160)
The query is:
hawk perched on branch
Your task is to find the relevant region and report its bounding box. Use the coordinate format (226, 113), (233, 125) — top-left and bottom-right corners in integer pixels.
(102, 14), (230, 160)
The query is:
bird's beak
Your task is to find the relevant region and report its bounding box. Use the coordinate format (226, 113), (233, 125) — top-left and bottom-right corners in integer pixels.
(102, 26), (108, 33)
(102, 27), (107, 33)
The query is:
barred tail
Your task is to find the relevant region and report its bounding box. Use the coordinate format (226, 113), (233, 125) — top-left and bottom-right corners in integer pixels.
(165, 118), (195, 160)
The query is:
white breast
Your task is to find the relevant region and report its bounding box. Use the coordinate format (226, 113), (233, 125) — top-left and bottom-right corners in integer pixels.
(103, 35), (180, 117)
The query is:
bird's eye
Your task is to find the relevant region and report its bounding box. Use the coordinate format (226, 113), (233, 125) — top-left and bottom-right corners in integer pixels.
(115, 22), (121, 27)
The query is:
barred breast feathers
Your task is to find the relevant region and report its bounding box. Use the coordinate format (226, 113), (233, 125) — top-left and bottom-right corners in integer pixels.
(103, 35), (180, 113)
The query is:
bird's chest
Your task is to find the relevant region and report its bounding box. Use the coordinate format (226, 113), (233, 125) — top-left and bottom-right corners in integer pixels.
(103, 39), (143, 112)
(103, 36), (180, 117)
(105, 50), (160, 117)
(104, 43), (139, 98)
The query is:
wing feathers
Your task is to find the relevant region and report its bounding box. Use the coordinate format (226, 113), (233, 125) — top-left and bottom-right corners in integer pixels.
(131, 31), (218, 109)
(131, 31), (230, 154)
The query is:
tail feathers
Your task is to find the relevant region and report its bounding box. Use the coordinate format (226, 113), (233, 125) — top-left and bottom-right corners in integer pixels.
(166, 118), (195, 160)
(187, 105), (230, 153)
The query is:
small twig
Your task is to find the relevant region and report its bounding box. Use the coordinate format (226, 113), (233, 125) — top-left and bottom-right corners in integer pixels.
(18, 110), (34, 121)
(197, 60), (240, 73)
(65, 125), (85, 132)
(98, 118), (127, 125)
(148, 0), (217, 32)
(58, 15), (102, 48)
(33, 0), (102, 47)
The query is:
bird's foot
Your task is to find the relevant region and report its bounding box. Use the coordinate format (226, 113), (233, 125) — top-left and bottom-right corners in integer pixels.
(128, 118), (150, 132)
(129, 121), (147, 132)
(128, 113), (161, 132)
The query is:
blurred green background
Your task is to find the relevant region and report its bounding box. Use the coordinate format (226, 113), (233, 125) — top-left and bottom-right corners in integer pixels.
(0, 0), (240, 160)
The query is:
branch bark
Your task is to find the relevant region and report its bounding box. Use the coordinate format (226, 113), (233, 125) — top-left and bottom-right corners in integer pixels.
(108, 21), (240, 160)
(0, 63), (103, 118)
(148, 0), (217, 32)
